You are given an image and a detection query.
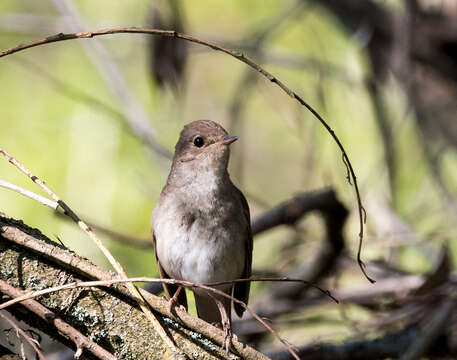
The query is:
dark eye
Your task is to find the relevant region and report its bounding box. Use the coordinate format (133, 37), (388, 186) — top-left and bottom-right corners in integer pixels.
(193, 136), (204, 148)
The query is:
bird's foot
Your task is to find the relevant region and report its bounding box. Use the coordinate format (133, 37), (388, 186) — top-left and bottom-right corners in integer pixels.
(213, 299), (233, 353)
(167, 286), (185, 316)
(210, 321), (233, 353)
(167, 299), (186, 315)
(222, 324), (232, 354)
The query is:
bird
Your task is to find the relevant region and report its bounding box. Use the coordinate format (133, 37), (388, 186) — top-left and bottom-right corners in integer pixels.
(151, 120), (252, 329)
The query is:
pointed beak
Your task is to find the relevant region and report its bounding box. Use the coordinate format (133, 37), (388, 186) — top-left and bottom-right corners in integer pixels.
(221, 135), (238, 146)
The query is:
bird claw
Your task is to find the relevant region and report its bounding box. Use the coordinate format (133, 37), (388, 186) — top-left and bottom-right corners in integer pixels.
(167, 287), (186, 316)
(212, 297), (234, 353)
(167, 296), (179, 316)
(210, 319), (233, 353)
(175, 304), (187, 313)
(222, 323), (232, 354)
(231, 332), (238, 343)
(216, 315), (233, 353)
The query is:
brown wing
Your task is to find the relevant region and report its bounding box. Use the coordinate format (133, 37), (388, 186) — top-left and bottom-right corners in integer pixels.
(233, 187), (253, 318)
(152, 231), (188, 310)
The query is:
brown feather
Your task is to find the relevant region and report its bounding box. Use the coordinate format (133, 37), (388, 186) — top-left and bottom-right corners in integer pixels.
(195, 292), (231, 324)
(232, 186), (253, 318)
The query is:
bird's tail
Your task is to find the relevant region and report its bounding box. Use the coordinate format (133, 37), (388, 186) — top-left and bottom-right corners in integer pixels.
(194, 290), (231, 325)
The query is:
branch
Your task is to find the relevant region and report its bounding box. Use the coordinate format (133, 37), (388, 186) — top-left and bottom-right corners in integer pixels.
(0, 180), (57, 210)
(267, 316), (457, 360)
(252, 188), (346, 235)
(0, 277), (337, 312)
(0, 275), (306, 360)
(0, 27), (371, 282)
(0, 212), (268, 360)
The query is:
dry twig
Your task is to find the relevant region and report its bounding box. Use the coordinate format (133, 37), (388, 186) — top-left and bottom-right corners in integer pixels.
(0, 180), (57, 210)
(0, 277), (337, 312)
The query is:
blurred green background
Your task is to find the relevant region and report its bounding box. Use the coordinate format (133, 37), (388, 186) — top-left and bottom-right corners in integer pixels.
(1, 0), (456, 350)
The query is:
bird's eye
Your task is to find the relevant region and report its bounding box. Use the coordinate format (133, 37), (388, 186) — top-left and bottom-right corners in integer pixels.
(193, 136), (204, 148)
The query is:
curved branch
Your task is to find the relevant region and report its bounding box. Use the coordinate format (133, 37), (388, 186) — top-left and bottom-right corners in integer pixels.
(0, 27), (371, 282)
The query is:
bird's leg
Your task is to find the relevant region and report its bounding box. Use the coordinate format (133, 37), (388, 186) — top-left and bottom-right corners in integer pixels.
(167, 286), (185, 315)
(214, 298), (233, 354)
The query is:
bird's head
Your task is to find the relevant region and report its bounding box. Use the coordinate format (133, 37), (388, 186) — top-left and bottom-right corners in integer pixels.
(172, 120), (237, 176)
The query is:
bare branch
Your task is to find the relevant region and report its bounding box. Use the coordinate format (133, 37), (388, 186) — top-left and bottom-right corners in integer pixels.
(248, 189), (348, 327)
(0, 277), (337, 312)
(0, 180), (57, 210)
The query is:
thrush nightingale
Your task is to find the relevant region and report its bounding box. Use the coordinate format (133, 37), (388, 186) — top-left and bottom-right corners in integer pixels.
(152, 120), (253, 325)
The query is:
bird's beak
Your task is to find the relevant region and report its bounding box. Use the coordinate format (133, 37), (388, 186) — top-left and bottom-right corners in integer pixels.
(221, 135), (238, 145)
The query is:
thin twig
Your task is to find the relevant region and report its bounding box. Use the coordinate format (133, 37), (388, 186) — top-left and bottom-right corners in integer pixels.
(207, 277), (338, 303)
(0, 178), (152, 247)
(0, 147), (183, 357)
(0, 179), (58, 209)
(0, 311), (47, 360)
(0, 277), (337, 311)
(0, 27), (372, 282)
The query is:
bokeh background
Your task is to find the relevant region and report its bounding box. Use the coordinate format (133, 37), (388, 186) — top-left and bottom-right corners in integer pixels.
(1, 0), (457, 357)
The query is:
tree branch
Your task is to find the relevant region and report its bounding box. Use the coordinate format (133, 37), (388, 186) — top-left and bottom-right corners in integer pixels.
(0, 212), (268, 360)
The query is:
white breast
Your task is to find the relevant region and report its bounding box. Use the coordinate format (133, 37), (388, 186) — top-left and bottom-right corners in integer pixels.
(152, 174), (245, 292)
